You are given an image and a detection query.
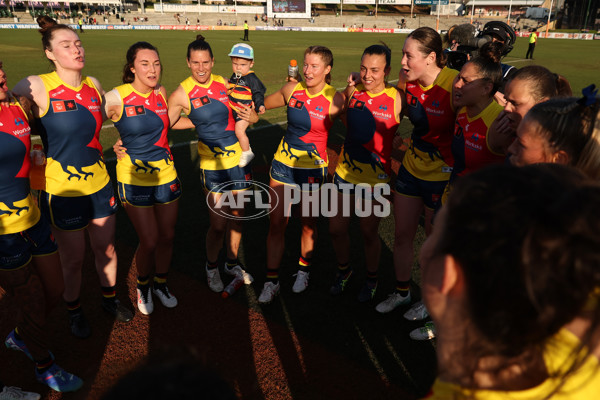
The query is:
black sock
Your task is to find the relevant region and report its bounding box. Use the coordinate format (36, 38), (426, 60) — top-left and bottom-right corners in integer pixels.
(66, 299), (82, 315)
(298, 256), (311, 273)
(266, 269), (279, 284)
(206, 260), (218, 270)
(337, 262), (351, 275)
(226, 258), (239, 268)
(366, 271), (378, 286)
(395, 280), (410, 296)
(154, 272), (168, 289)
(35, 356), (54, 373)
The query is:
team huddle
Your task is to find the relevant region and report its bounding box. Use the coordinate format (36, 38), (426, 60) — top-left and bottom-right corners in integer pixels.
(1, 22), (600, 399)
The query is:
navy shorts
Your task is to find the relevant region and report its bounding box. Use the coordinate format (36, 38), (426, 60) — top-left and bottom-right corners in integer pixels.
(394, 165), (448, 210)
(118, 177), (182, 207)
(200, 164), (253, 193)
(40, 181), (118, 231)
(0, 217), (58, 271)
(270, 159), (327, 191)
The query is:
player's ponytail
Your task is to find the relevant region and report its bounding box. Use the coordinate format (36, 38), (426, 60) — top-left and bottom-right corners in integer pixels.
(464, 42), (503, 97)
(187, 34), (213, 59)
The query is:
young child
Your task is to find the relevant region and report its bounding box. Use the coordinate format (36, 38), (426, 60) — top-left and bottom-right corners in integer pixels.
(227, 43), (266, 167)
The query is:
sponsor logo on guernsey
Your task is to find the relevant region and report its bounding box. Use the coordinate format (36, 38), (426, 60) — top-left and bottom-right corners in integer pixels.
(466, 140), (483, 151)
(207, 89), (213, 95)
(314, 159), (325, 165)
(145, 99), (150, 106)
(441, 166), (453, 173)
(190, 88), (201, 98)
(88, 95), (101, 111)
(372, 110), (392, 119)
(432, 100), (440, 108)
(13, 126), (31, 137)
(51, 100), (77, 113)
(425, 106), (445, 116)
(378, 173), (388, 180)
(125, 95), (137, 104)
(192, 96), (211, 109)
(125, 105), (146, 117)
(407, 93), (418, 107)
(76, 93), (82, 101)
(0, 121), (3, 126)
(51, 89), (65, 98)
(289, 98), (304, 109)
(350, 99), (365, 110)
(308, 110), (325, 120)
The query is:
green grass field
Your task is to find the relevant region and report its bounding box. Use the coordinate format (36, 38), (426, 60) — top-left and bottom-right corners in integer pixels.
(1, 29), (599, 155)
(1, 29), (599, 398)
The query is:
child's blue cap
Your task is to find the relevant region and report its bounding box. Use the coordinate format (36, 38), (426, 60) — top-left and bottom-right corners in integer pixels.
(228, 43), (254, 60)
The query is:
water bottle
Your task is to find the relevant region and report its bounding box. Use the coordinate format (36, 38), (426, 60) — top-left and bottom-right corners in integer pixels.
(30, 144), (46, 191)
(222, 275), (244, 299)
(287, 59), (300, 82)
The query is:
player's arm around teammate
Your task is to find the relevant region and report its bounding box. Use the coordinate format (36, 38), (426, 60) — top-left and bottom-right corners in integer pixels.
(257, 46), (344, 303)
(328, 44), (403, 303)
(13, 24), (133, 339)
(104, 42), (181, 316)
(167, 35), (254, 294)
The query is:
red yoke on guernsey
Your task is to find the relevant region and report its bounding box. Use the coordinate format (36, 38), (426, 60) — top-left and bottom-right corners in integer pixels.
(273, 82), (337, 169)
(451, 100), (504, 179)
(403, 67), (457, 181)
(336, 84), (401, 185)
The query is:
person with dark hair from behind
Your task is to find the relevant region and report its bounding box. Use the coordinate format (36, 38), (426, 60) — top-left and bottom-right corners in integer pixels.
(36, 15), (57, 33)
(422, 163), (600, 399)
(101, 351), (236, 400)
